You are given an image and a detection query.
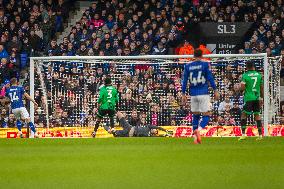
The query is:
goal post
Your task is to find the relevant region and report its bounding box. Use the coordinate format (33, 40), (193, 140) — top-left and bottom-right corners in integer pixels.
(29, 53), (281, 137)
(263, 53), (269, 136)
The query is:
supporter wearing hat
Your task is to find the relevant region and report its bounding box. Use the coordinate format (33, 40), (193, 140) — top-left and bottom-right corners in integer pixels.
(251, 47), (258, 54)
(176, 17), (185, 32)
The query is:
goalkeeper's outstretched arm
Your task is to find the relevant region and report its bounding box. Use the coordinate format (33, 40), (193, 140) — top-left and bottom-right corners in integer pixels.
(148, 125), (167, 132)
(148, 125), (172, 136)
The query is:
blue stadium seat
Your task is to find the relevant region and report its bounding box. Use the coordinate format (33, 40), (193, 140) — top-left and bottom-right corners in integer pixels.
(20, 53), (28, 68)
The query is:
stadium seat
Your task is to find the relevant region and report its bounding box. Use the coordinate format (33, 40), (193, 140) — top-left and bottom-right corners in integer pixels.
(20, 53), (28, 69)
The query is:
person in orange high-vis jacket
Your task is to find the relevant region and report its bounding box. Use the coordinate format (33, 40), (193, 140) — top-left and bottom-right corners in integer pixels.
(199, 44), (212, 61)
(178, 40), (194, 63)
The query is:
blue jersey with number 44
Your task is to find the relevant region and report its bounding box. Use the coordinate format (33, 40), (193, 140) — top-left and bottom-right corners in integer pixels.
(6, 86), (25, 109)
(182, 60), (217, 96)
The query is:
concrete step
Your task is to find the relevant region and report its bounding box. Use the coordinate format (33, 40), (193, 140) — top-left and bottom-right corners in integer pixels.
(57, 1), (91, 43)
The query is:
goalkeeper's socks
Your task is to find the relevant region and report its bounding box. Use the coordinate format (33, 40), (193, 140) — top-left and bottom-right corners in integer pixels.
(192, 114), (201, 131)
(200, 115), (210, 129)
(16, 120), (22, 132)
(256, 120), (262, 136)
(28, 122), (36, 133)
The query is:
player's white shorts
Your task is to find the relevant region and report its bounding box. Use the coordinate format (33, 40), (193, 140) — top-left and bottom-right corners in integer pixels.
(12, 107), (30, 120)
(191, 95), (211, 113)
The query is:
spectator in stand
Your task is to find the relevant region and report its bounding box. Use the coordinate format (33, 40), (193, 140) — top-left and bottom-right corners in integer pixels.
(218, 96), (233, 114)
(179, 40), (194, 55)
(0, 58), (12, 82)
(0, 44), (8, 59)
(244, 42), (252, 54)
(29, 30), (42, 54)
(152, 42), (167, 55)
(0, 108), (8, 128)
(6, 114), (16, 128)
(0, 80), (10, 97)
(198, 44), (211, 56)
(230, 102), (242, 124)
(46, 39), (59, 56)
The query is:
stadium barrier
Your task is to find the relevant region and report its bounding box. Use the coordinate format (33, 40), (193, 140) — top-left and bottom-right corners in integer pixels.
(1, 126), (283, 138)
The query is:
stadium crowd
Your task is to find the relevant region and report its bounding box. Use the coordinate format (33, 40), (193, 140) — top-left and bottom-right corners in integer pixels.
(0, 0), (283, 128)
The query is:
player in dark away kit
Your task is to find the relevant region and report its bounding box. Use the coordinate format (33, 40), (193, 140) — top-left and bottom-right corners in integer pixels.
(92, 76), (118, 137)
(239, 61), (264, 141)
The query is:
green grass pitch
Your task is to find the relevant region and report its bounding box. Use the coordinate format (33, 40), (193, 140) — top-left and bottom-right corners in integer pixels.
(0, 137), (283, 189)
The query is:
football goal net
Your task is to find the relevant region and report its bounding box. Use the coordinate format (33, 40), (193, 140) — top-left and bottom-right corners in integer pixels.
(30, 54), (282, 136)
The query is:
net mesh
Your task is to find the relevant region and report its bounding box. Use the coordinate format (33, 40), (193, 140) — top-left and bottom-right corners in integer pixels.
(32, 56), (282, 128)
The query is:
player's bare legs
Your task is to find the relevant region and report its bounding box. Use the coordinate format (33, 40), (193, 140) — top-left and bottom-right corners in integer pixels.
(239, 112), (247, 141)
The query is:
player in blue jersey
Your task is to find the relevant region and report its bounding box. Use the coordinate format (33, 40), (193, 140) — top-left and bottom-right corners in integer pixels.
(182, 49), (219, 144)
(5, 78), (38, 138)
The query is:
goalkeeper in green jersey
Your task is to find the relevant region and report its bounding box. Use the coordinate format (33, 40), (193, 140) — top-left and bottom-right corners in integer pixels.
(239, 61), (264, 141)
(92, 76), (118, 138)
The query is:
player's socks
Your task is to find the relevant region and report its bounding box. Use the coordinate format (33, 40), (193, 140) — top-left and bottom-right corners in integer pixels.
(94, 123), (99, 132)
(192, 114), (201, 131)
(28, 122), (36, 133)
(92, 121), (100, 138)
(16, 120), (23, 138)
(16, 120), (22, 132)
(29, 123), (39, 138)
(256, 120), (262, 136)
(241, 119), (246, 136)
(200, 115), (210, 129)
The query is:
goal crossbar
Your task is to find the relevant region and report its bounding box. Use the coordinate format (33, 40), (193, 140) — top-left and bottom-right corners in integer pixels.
(30, 53), (267, 61)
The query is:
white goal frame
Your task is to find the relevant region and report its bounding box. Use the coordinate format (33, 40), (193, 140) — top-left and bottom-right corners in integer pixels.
(30, 53), (270, 136)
